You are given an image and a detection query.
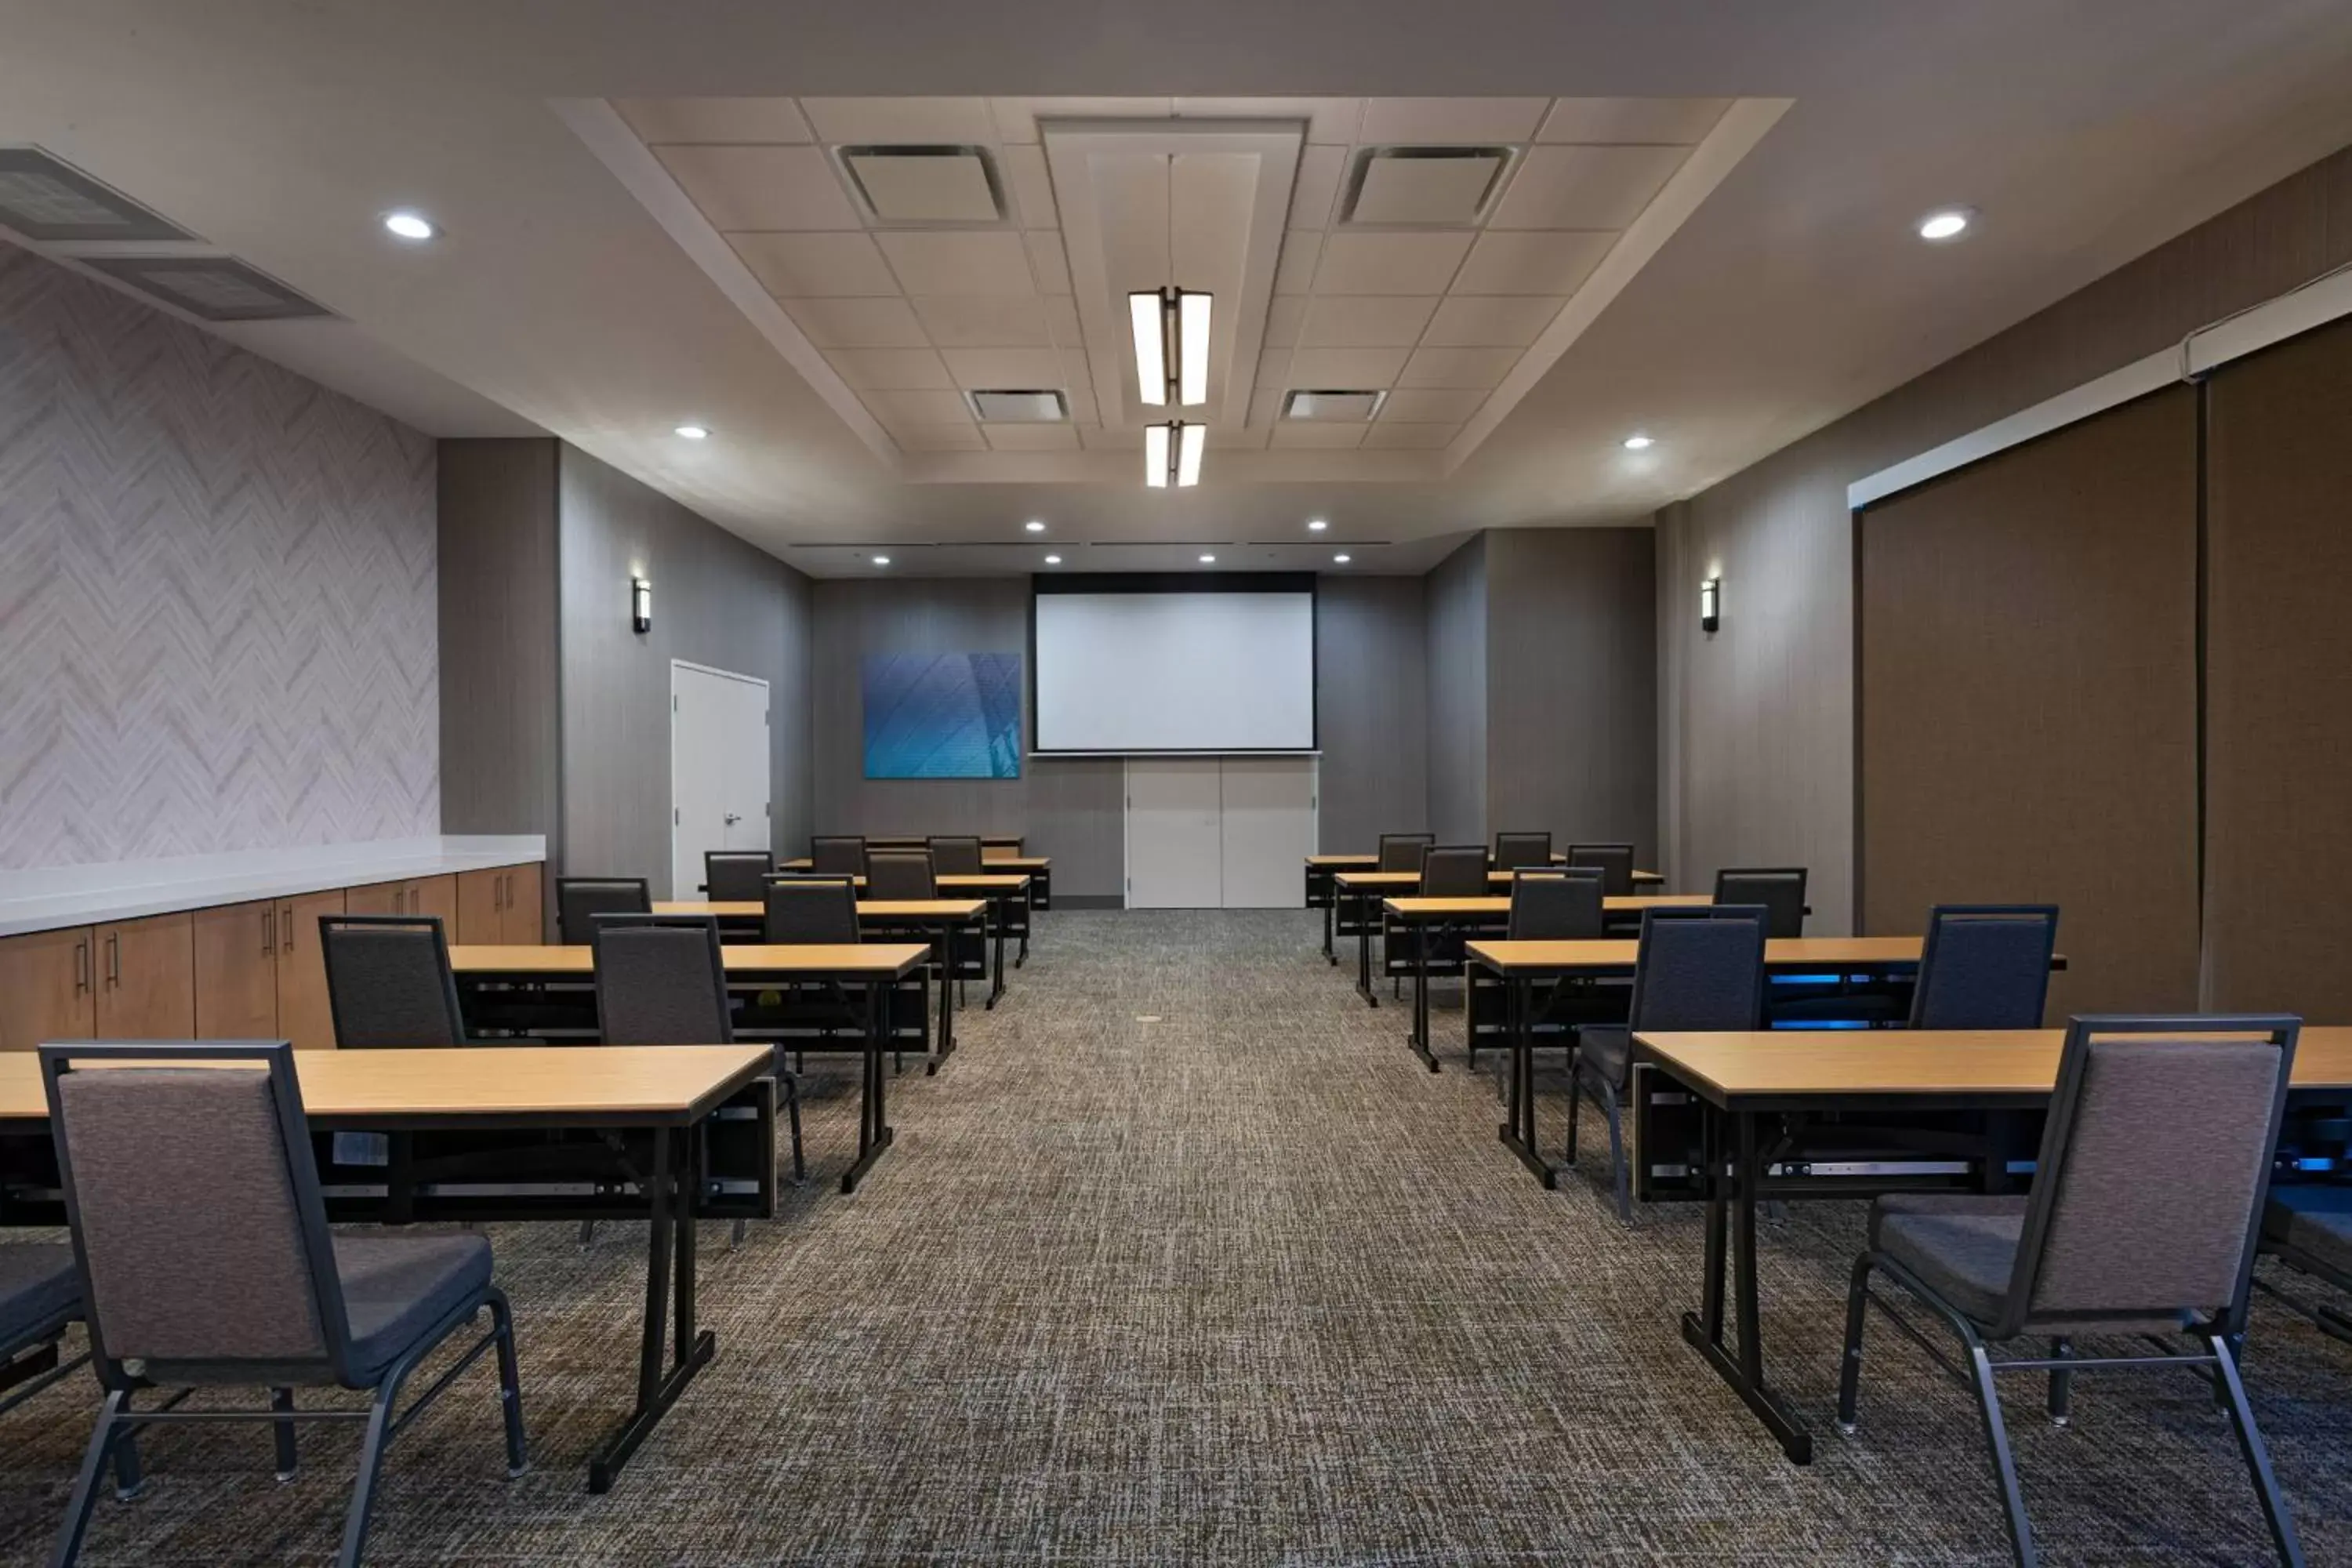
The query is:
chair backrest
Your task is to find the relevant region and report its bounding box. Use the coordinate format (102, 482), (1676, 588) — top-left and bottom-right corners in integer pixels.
(318, 916), (466, 1048)
(1492, 831), (1553, 871)
(809, 836), (868, 877)
(1508, 869), (1604, 940)
(703, 850), (775, 903)
(866, 849), (937, 901)
(927, 836), (985, 876)
(1566, 843), (1636, 897)
(1627, 906), (1769, 1033)
(557, 877), (650, 944)
(1377, 833), (1436, 873)
(1908, 904), (2060, 1028)
(590, 915), (733, 1045)
(1995, 1014), (2298, 1339)
(1418, 845), (1492, 898)
(1714, 867), (1807, 938)
(41, 1041), (358, 1386)
(764, 877), (861, 945)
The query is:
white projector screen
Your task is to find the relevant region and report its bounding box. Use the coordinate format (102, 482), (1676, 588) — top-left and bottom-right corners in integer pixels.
(1033, 585), (1316, 752)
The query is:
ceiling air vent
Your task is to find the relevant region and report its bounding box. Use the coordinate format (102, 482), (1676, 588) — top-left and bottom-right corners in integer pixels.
(967, 389), (1069, 423)
(839, 146), (1005, 224)
(1344, 147), (1512, 226)
(0, 147), (197, 242)
(1283, 390), (1387, 423)
(80, 256), (331, 322)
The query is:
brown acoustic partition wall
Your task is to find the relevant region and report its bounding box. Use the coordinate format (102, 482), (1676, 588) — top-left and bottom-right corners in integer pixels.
(2203, 314), (2352, 1019)
(1858, 387), (2200, 1015)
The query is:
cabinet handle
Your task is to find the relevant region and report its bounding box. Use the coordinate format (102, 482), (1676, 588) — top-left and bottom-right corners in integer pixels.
(394, 888), (405, 916)
(263, 907), (275, 956)
(281, 904), (294, 954)
(492, 873), (503, 913)
(105, 932), (119, 988)
(74, 938), (89, 995)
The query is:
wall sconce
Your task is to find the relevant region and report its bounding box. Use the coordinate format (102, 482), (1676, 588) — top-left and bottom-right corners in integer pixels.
(631, 575), (652, 634)
(1700, 576), (1721, 635)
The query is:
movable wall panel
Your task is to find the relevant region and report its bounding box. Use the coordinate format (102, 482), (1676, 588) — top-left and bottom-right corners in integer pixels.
(2202, 315), (2352, 1018)
(1858, 387), (2200, 1015)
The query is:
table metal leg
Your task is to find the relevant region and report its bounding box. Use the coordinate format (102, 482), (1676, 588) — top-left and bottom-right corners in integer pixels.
(587, 1123), (716, 1492)
(1497, 975), (1555, 1186)
(987, 899), (1007, 1007)
(1407, 922), (1439, 1071)
(1354, 890), (1378, 1008)
(841, 978), (895, 1194)
(1015, 883), (1032, 967)
(927, 927), (956, 1075)
(1678, 1105), (1815, 1464)
(1323, 894), (1336, 964)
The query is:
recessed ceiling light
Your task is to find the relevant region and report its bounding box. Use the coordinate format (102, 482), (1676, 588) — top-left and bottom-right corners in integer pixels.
(1307, 518), (1328, 532)
(1024, 519), (1046, 532)
(872, 555), (891, 567)
(674, 424), (710, 441)
(1043, 554), (1062, 564)
(1622, 434), (1654, 451)
(1199, 554), (1216, 564)
(382, 210), (436, 241)
(1333, 554), (1352, 564)
(1918, 208), (1973, 241)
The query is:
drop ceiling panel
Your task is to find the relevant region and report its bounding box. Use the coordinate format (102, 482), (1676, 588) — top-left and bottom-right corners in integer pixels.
(887, 422), (989, 451)
(1421, 295), (1564, 347)
(782, 296), (931, 347)
(1040, 295), (1083, 347)
(729, 231), (899, 297)
(1273, 230), (1320, 294)
(1262, 295), (1305, 347)
(876, 230), (1035, 295)
(826, 348), (955, 389)
(846, 150), (1001, 223)
(1396, 346), (1523, 388)
(1000, 145), (1058, 228)
(1453, 229), (1616, 295)
(1378, 387), (1487, 422)
(866, 387), (975, 423)
(1362, 421), (1461, 448)
(940, 347), (1067, 388)
(1078, 425), (1146, 451)
(1286, 345), (1414, 384)
(654, 144), (858, 230)
(910, 295), (1054, 347)
(1289, 145), (1347, 228)
(1356, 97), (1549, 143)
(1024, 231), (1074, 294)
(989, 98), (1174, 143)
(1312, 230), (1473, 294)
(984, 423), (1081, 450)
(801, 96), (997, 144)
(1269, 422), (1368, 449)
(1298, 295), (1439, 347)
(1489, 143), (1690, 230)
(615, 96), (811, 144)
(1348, 153), (1506, 225)
(1537, 97), (1731, 145)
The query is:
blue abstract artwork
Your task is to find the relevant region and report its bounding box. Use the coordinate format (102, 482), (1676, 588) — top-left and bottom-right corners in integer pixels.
(862, 652), (1023, 779)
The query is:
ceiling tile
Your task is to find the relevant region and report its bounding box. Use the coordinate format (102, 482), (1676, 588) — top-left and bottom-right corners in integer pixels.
(989, 97), (1174, 143)
(940, 347), (1067, 389)
(1000, 144), (1058, 228)
(1397, 346), (1523, 388)
(655, 144), (858, 230)
(1421, 295), (1563, 347)
(1257, 349), (1291, 388)
(866, 387), (974, 424)
(1537, 97), (1731, 145)
(615, 97), (811, 144)
(1286, 346), (1414, 385)
(1262, 296), (1306, 349)
(910, 296), (1054, 347)
(1490, 144), (1690, 230)
(1377, 387), (1488, 423)
(1290, 145), (1347, 230)
(1452, 230), (1616, 295)
(1357, 97), (1550, 144)
(1270, 423), (1368, 449)
(1298, 296), (1439, 348)
(1025, 232), (1074, 296)
(1361, 421), (1461, 449)
(784, 296), (929, 347)
(1041, 295), (1083, 347)
(984, 423), (1081, 451)
(876, 230), (1036, 296)
(1248, 388), (1282, 427)
(825, 348), (953, 390)
(729, 231), (898, 297)
(1312, 231), (1472, 294)
(1079, 425), (1147, 451)
(1273, 230), (1321, 295)
(1207, 424), (1270, 450)
(1173, 97), (1363, 145)
(800, 97), (997, 144)
(886, 422), (989, 452)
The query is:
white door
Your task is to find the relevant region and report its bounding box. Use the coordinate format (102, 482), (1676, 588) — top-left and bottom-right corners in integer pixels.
(671, 662), (770, 897)
(1218, 757), (1317, 907)
(1124, 758), (1224, 908)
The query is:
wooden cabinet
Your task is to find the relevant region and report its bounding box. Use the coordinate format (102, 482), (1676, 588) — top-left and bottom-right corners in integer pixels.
(347, 874), (459, 924)
(194, 900), (280, 1039)
(345, 879), (405, 917)
(0, 927), (96, 1051)
(456, 864), (543, 944)
(93, 913), (194, 1038)
(274, 890), (344, 1050)
(503, 862), (543, 945)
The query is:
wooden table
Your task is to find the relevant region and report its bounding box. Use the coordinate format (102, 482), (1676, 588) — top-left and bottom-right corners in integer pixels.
(1308, 853), (1668, 955)
(1627, 1025), (2352, 1468)
(782, 854), (1052, 920)
(775, 874), (1033, 997)
(450, 944), (927, 1193)
(1324, 864), (1669, 980)
(653, 899), (985, 1069)
(0, 1044), (773, 1494)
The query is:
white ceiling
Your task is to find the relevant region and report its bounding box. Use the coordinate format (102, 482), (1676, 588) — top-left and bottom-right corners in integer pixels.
(1, 2), (2350, 577)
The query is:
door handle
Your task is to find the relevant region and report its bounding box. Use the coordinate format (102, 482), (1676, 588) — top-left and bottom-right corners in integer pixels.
(105, 932), (120, 988)
(724, 813), (742, 825)
(263, 906), (275, 956)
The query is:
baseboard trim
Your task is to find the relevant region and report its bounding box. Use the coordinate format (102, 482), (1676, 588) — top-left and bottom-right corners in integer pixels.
(1051, 894), (1126, 910)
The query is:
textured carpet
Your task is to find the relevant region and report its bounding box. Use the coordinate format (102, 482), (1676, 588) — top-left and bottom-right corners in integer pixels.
(2, 909), (2350, 1565)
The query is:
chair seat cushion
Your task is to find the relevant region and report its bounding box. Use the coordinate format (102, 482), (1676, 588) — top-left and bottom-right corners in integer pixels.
(0, 1243), (79, 1340)
(1870, 1194), (2028, 1326)
(335, 1233), (492, 1382)
(2265, 1186), (2352, 1279)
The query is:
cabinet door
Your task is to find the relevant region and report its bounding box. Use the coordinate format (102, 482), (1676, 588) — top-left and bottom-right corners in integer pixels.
(407, 875), (458, 930)
(193, 901), (278, 1039)
(275, 890), (346, 1050)
(0, 927), (97, 1051)
(455, 868), (503, 944)
(502, 863), (544, 945)
(94, 913), (195, 1039)
(345, 880), (405, 916)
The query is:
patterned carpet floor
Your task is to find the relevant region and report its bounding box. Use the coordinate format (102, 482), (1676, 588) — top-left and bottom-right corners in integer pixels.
(2, 909), (2350, 1565)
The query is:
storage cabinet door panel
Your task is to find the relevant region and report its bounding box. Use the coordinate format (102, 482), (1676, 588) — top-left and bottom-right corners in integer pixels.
(0, 927), (96, 1051)
(503, 864), (543, 944)
(345, 880), (405, 916)
(406, 876), (458, 929)
(94, 913), (195, 1038)
(456, 868), (503, 944)
(193, 901), (278, 1039)
(276, 890), (346, 1050)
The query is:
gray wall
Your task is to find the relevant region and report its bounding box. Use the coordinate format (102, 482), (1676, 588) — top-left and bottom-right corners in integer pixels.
(808, 576), (1123, 900)
(438, 440), (559, 855)
(1422, 537), (1489, 848)
(1314, 575), (1428, 851)
(557, 445), (812, 898)
(1485, 528), (1657, 856)
(1, 245), (438, 870)
(1658, 140), (2352, 934)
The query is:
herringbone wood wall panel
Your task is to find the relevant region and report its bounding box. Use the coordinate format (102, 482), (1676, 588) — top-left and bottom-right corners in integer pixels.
(0, 246), (437, 869)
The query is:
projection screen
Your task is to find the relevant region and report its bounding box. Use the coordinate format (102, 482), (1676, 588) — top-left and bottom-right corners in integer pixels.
(1032, 579), (1316, 753)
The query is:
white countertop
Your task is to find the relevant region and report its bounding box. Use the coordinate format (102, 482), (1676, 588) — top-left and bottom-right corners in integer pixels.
(0, 836), (546, 938)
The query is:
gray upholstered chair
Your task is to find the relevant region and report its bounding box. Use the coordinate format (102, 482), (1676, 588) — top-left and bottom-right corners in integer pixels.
(555, 877), (649, 944)
(318, 916), (466, 1048)
(866, 849), (937, 901)
(1565, 843), (1636, 897)
(1570, 906), (1769, 1221)
(927, 836), (985, 875)
(1469, 869), (1618, 1073)
(1908, 904), (2060, 1027)
(702, 850), (774, 902)
(0, 1244), (142, 1501)
(809, 835), (868, 877)
(1508, 867), (1605, 941)
(1838, 1015), (2303, 1568)
(1417, 845), (1490, 898)
(1376, 833), (1435, 873)
(2259, 1186), (2352, 1346)
(1714, 867), (1807, 938)
(763, 877), (861, 946)
(38, 1041), (526, 1568)
(1492, 831), (1553, 871)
